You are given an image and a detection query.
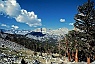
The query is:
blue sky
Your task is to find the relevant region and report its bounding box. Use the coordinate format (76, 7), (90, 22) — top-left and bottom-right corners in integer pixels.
(0, 0), (89, 30)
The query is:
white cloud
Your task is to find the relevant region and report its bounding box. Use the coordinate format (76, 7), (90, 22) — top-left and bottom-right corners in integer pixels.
(1, 24), (19, 30)
(15, 9), (42, 27)
(0, 0), (21, 17)
(0, 0), (42, 27)
(1, 24), (7, 27)
(69, 23), (73, 25)
(11, 25), (19, 29)
(1, 24), (9, 28)
(60, 19), (65, 22)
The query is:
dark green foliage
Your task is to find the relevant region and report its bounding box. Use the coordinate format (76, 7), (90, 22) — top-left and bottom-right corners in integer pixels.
(73, 0), (95, 62)
(64, 0), (95, 62)
(74, 1), (95, 33)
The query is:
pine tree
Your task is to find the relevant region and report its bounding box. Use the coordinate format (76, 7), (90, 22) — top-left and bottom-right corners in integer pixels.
(74, 0), (95, 63)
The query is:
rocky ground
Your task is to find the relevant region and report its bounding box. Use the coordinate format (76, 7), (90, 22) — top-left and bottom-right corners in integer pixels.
(0, 38), (95, 64)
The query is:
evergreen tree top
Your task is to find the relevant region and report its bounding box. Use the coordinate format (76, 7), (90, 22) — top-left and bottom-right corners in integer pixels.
(74, 0), (95, 32)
